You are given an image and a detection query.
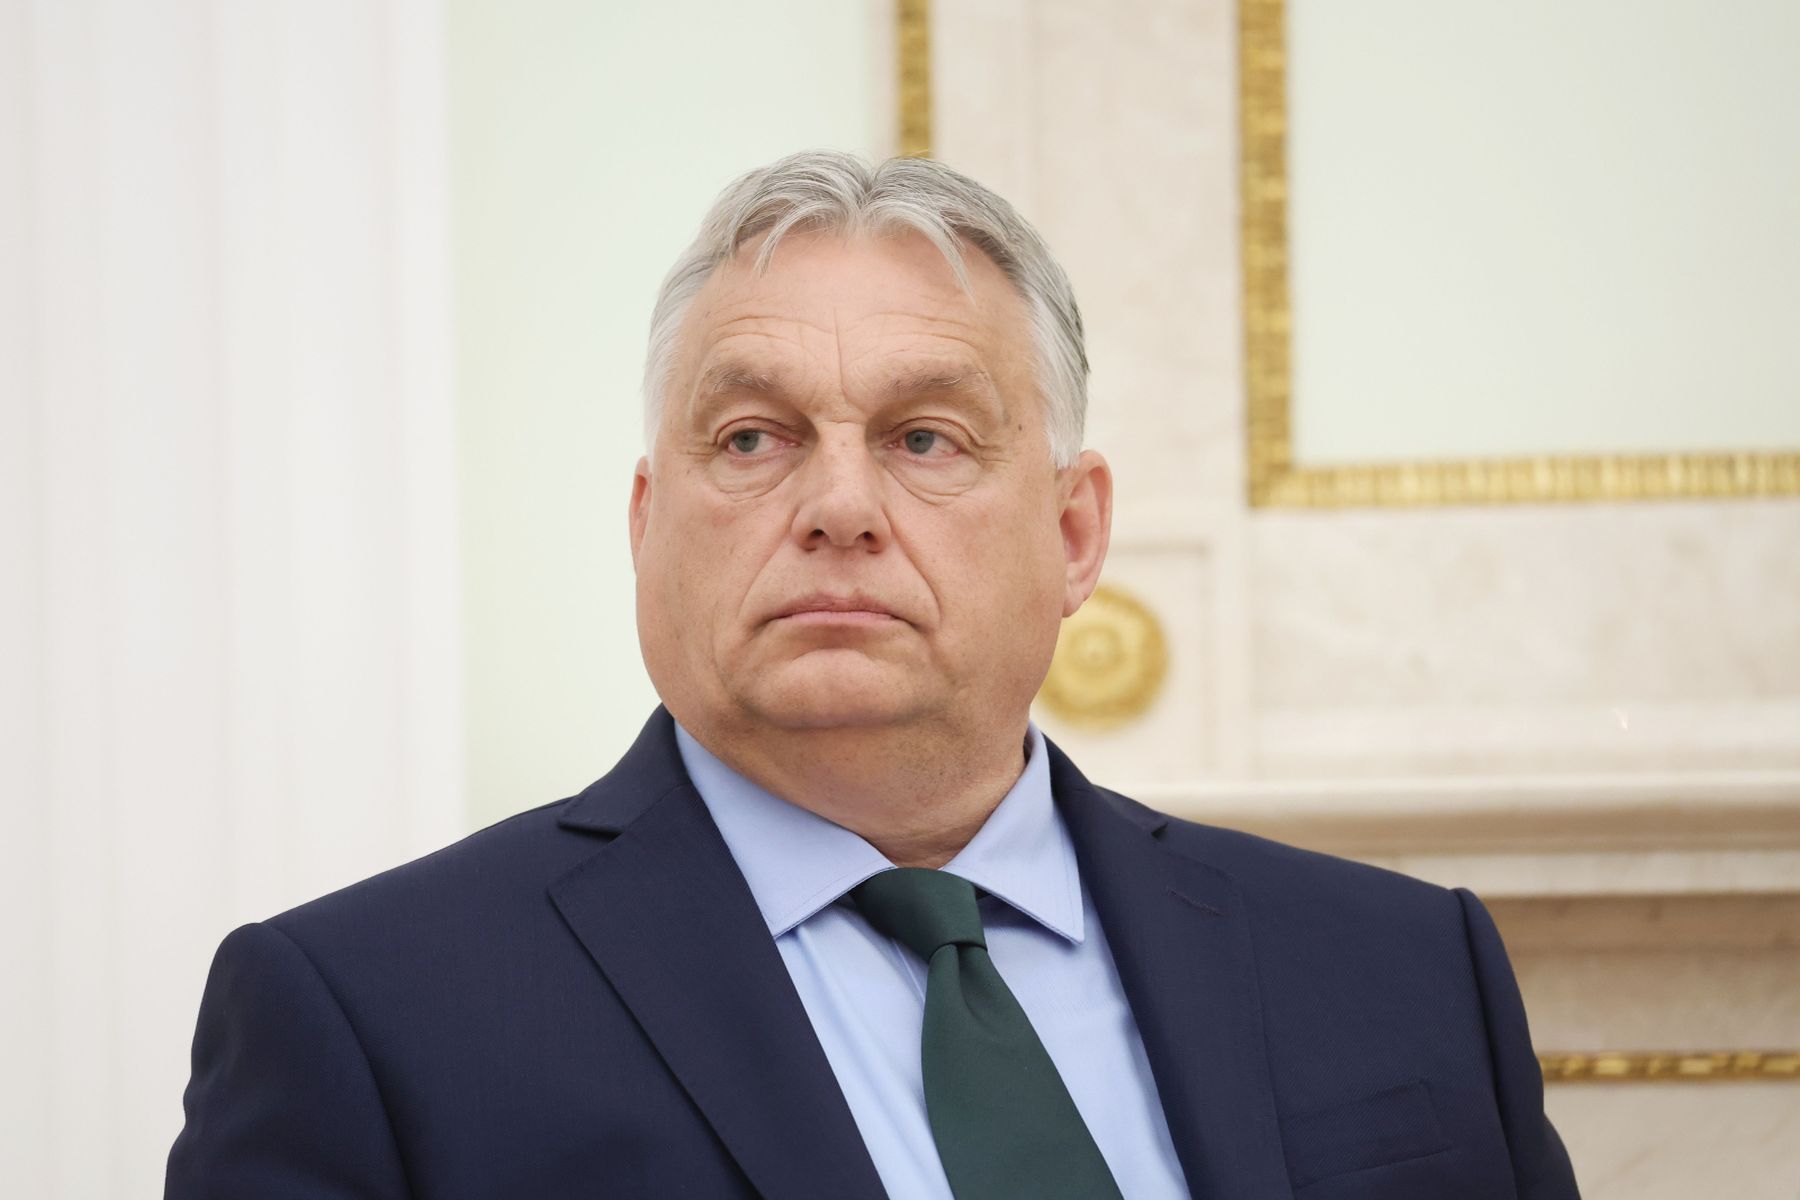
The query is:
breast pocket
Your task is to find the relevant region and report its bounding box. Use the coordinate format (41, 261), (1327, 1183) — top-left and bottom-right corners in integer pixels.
(1279, 1078), (1452, 1191)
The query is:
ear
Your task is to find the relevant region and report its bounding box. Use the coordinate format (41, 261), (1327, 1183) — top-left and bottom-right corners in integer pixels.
(1057, 449), (1113, 618)
(628, 456), (652, 569)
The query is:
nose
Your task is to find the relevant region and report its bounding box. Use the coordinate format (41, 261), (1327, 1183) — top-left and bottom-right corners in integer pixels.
(789, 429), (892, 553)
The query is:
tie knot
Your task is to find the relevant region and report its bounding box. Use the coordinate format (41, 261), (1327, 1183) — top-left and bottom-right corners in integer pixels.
(852, 868), (986, 960)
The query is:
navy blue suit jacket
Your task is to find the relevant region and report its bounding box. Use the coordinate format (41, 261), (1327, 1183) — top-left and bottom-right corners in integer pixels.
(168, 707), (1579, 1198)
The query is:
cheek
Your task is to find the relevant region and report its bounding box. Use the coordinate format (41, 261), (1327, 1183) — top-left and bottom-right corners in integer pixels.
(649, 487), (784, 625)
(923, 504), (1065, 625)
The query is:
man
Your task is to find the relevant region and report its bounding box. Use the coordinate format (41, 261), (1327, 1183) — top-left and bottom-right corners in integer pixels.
(168, 152), (1579, 1199)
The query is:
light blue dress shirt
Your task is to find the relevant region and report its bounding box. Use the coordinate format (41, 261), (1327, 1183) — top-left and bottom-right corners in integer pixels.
(675, 721), (1190, 1200)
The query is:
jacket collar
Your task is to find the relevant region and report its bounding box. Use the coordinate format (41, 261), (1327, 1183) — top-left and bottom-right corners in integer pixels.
(551, 707), (889, 1200)
(557, 705), (693, 834)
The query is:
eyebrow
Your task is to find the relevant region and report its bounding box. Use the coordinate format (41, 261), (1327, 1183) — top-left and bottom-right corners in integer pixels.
(878, 366), (1000, 406)
(692, 361), (1002, 408)
(695, 363), (786, 398)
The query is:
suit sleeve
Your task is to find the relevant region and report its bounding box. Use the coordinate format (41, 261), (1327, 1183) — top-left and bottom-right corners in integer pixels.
(165, 922), (412, 1199)
(1453, 888), (1581, 1199)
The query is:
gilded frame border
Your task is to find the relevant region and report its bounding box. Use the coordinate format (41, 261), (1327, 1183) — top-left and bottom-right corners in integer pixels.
(1538, 1051), (1800, 1084)
(896, 0), (932, 158)
(1238, 0), (1800, 508)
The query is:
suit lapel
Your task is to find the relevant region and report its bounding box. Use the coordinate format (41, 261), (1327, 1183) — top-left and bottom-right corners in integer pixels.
(549, 709), (887, 1200)
(1049, 738), (1294, 1200)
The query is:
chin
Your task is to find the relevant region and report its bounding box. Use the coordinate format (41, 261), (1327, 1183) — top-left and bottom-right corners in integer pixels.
(734, 651), (932, 730)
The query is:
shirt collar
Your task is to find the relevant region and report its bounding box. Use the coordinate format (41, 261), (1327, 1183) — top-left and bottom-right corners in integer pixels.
(674, 721), (1084, 945)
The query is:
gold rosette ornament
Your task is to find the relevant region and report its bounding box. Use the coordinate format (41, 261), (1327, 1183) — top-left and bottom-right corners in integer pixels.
(1038, 584), (1168, 728)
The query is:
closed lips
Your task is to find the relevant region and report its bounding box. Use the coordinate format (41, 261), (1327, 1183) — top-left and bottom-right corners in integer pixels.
(772, 596), (905, 622)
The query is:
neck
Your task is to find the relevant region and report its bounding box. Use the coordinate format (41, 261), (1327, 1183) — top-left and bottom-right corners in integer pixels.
(683, 713), (1031, 869)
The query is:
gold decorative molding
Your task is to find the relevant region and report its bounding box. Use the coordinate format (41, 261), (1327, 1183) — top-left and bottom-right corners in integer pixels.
(896, 0), (932, 158)
(1038, 584), (1169, 728)
(1238, 0), (1800, 508)
(1540, 1050), (1800, 1084)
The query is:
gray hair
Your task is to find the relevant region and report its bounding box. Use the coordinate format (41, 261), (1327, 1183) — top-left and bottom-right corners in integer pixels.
(641, 151), (1089, 468)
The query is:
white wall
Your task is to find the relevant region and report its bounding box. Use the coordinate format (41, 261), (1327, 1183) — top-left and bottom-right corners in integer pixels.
(1286, 0), (1800, 463)
(447, 0), (894, 824)
(0, 0), (463, 1193)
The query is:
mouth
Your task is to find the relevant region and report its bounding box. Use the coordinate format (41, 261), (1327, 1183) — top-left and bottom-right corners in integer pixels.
(770, 594), (907, 627)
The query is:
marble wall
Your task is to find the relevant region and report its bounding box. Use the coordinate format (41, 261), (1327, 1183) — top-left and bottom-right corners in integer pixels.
(1500, 895), (1800, 1197)
(930, 2), (1800, 1195)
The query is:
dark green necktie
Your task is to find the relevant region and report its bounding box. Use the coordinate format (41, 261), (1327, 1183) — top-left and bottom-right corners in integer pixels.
(852, 868), (1125, 1200)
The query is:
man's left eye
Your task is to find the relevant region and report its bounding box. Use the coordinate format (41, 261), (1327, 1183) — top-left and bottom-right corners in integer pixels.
(902, 429), (948, 456)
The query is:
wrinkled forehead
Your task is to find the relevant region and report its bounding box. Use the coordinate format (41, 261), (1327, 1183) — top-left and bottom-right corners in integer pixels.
(672, 228), (1036, 401)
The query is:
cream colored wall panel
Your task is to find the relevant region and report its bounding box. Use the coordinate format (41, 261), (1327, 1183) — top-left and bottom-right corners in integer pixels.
(1498, 896), (1800, 1200)
(931, 0), (1039, 208)
(1286, 0), (1800, 464)
(1257, 702), (1800, 780)
(1251, 503), (1800, 775)
(0, 4), (50, 1185)
(1, 1), (463, 1192)
(1518, 947), (1800, 1051)
(1547, 1085), (1800, 1200)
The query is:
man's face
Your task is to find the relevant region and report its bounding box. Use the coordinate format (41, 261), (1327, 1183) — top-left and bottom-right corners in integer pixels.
(630, 229), (1108, 740)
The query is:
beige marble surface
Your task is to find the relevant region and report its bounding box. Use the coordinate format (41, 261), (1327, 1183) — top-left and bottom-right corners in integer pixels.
(1499, 895), (1800, 1200)
(1494, 895), (1800, 1045)
(1546, 1084), (1800, 1200)
(1250, 504), (1800, 777)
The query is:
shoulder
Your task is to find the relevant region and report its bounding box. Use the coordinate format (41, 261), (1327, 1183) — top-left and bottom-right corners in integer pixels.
(263, 796), (599, 960)
(1090, 781), (1467, 932)
(1045, 733), (1459, 926)
(1086, 785), (1498, 1043)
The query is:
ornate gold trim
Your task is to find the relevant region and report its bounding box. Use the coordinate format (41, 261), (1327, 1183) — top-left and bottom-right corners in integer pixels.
(1038, 584), (1170, 728)
(1540, 1050), (1800, 1083)
(896, 0), (932, 158)
(1238, 0), (1800, 507)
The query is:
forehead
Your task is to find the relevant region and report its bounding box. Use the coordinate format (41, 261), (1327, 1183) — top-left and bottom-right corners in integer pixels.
(676, 228), (1034, 385)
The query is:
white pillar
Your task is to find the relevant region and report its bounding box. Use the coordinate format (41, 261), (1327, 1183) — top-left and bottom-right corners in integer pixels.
(0, 1), (463, 1192)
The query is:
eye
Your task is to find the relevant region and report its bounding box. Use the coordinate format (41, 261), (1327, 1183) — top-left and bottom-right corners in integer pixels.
(902, 428), (951, 456)
(727, 429), (768, 454)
